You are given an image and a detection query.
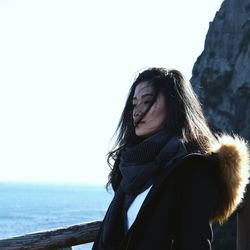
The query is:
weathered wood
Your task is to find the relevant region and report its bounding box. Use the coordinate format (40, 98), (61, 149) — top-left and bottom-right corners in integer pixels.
(237, 185), (250, 250)
(0, 220), (102, 250)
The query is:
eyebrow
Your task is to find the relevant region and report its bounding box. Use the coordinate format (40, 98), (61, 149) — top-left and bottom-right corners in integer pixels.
(132, 93), (154, 100)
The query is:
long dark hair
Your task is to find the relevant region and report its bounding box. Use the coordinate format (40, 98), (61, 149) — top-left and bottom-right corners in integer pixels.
(107, 67), (217, 191)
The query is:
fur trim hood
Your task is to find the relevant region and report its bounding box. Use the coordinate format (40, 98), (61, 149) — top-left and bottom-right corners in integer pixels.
(208, 133), (250, 224)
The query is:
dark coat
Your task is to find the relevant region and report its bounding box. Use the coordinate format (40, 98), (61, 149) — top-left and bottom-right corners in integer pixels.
(93, 134), (250, 250)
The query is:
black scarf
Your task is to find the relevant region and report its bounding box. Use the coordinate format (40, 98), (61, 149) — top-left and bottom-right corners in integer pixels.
(119, 131), (187, 195)
(98, 132), (188, 250)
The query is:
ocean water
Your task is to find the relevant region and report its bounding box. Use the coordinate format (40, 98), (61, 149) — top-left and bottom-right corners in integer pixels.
(0, 182), (113, 250)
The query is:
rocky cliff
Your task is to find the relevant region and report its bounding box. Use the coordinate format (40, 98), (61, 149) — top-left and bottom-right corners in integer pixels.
(190, 0), (250, 249)
(191, 0), (250, 139)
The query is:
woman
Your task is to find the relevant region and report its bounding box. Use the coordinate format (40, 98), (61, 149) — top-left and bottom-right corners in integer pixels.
(92, 68), (249, 250)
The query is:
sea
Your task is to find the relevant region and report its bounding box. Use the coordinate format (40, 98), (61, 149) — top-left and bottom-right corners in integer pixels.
(0, 182), (113, 250)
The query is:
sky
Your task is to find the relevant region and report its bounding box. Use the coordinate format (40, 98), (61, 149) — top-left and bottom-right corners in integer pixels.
(0, 0), (224, 185)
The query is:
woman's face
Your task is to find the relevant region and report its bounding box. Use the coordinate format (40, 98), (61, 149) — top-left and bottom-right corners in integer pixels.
(132, 81), (167, 138)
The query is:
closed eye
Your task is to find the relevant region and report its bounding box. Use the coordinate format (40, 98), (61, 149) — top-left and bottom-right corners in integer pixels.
(144, 100), (153, 105)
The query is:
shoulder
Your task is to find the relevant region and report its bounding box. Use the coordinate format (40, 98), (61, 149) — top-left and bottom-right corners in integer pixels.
(176, 153), (219, 192)
(171, 153), (219, 181)
(156, 153), (219, 199)
(179, 133), (250, 225)
(155, 153), (218, 189)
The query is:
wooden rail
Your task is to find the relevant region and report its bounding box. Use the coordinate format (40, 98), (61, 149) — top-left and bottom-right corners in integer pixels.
(1, 209), (249, 250)
(0, 220), (102, 250)
(237, 185), (250, 250)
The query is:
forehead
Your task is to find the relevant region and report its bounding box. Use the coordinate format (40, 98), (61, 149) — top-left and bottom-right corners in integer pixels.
(134, 81), (153, 97)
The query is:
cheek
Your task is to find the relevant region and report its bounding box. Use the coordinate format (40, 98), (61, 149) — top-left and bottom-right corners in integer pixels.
(144, 112), (164, 129)
(159, 108), (167, 123)
(151, 105), (166, 126)
(148, 103), (165, 119)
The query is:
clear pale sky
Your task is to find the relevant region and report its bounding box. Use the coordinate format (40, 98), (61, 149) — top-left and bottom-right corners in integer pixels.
(0, 0), (224, 185)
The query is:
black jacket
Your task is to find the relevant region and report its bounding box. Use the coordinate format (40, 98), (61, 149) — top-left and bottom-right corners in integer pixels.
(93, 134), (249, 250)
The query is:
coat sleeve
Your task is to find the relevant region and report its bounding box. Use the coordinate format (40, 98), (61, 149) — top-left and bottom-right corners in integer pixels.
(174, 162), (219, 250)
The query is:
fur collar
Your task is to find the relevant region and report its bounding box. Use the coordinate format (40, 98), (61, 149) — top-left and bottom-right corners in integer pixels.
(208, 133), (250, 224)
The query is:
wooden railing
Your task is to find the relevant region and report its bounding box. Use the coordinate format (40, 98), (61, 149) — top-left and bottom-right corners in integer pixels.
(1, 214), (250, 250)
(0, 220), (102, 250)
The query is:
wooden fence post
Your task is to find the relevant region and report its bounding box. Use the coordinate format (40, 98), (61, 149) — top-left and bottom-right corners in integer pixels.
(237, 184), (250, 250)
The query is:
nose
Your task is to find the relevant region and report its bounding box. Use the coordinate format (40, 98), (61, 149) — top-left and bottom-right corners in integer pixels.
(133, 106), (143, 125)
(133, 110), (139, 118)
(133, 106), (141, 119)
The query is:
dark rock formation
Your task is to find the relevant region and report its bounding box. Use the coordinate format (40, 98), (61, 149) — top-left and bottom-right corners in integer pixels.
(191, 0), (250, 139)
(190, 0), (250, 249)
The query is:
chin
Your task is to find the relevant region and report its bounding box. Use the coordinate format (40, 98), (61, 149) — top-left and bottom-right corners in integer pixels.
(135, 129), (153, 138)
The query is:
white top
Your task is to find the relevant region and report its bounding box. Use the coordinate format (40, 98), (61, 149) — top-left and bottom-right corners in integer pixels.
(127, 185), (152, 229)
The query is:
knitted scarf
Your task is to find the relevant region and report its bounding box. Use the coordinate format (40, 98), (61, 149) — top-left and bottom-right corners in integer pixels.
(119, 131), (187, 195)
(98, 131), (188, 250)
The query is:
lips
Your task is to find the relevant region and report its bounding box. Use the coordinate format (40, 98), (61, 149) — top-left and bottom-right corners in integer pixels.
(134, 120), (145, 127)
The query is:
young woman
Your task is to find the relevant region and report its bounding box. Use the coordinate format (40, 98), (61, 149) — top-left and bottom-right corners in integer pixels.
(92, 67), (249, 250)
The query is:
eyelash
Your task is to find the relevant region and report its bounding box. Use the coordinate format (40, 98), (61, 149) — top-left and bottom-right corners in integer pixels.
(132, 101), (153, 107)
